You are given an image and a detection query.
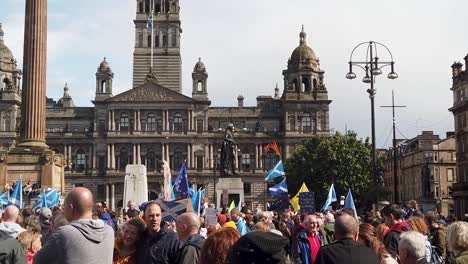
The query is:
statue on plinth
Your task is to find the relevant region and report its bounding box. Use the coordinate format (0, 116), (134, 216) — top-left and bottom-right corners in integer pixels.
(220, 124), (237, 176)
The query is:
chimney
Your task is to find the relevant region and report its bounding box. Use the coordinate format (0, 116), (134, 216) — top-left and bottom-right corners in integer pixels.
(446, 131), (455, 138)
(451, 61), (463, 78)
(237, 95), (244, 107)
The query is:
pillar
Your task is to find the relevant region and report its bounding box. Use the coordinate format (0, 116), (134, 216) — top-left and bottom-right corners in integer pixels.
(161, 143), (166, 162)
(166, 111), (170, 131)
(255, 144), (259, 170)
(111, 144), (116, 169)
(285, 144), (290, 159)
(92, 144), (97, 169)
(68, 145), (72, 166)
(191, 144), (195, 169)
(64, 144), (68, 166)
(112, 110), (115, 131)
(187, 144), (191, 168)
(18, 0), (48, 148)
(188, 110), (191, 131)
(108, 111), (112, 131)
(88, 145), (93, 170)
(165, 144), (170, 168)
(258, 144), (263, 170)
(137, 144), (141, 164)
(105, 183), (109, 208)
(111, 183), (115, 211)
(107, 144), (110, 169)
(234, 146), (239, 172)
(204, 144), (209, 169)
(209, 144), (214, 168)
(285, 111), (289, 131)
(133, 144), (136, 164)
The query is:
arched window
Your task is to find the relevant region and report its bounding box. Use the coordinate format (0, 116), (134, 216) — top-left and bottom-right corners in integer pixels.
(163, 35), (167, 48)
(2, 78), (9, 90)
(155, 34), (160, 47)
(120, 113), (129, 130)
(147, 149), (156, 171)
(302, 76), (311, 92)
(173, 149), (183, 170)
(147, 113), (156, 131)
(147, 35), (152, 47)
(119, 147), (129, 171)
(164, 0), (170, 13)
(197, 81), (203, 92)
(76, 149), (86, 172)
(145, 0), (150, 13)
(155, 2), (161, 13)
(101, 80), (106, 93)
(174, 113), (183, 132)
(302, 112), (312, 132)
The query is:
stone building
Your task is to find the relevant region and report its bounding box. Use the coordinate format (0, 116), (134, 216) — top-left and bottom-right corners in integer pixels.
(383, 131), (456, 216)
(449, 55), (468, 219)
(0, 0), (331, 210)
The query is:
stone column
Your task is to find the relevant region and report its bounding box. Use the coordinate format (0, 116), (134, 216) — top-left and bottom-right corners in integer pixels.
(187, 110), (191, 131)
(110, 183), (115, 211)
(209, 144), (214, 168)
(68, 145), (72, 166)
(204, 144), (209, 169)
(187, 144), (191, 168)
(107, 144), (110, 168)
(161, 143), (166, 162)
(111, 144), (116, 169)
(105, 183), (109, 208)
(111, 110), (115, 131)
(166, 111), (170, 131)
(133, 144), (136, 164)
(137, 110), (141, 131)
(92, 144), (97, 169)
(108, 111), (112, 131)
(64, 144), (68, 166)
(88, 145), (92, 170)
(285, 111), (289, 131)
(285, 144), (290, 158)
(19, 0), (48, 149)
(255, 144), (259, 170)
(165, 144), (170, 168)
(137, 144), (141, 164)
(258, 144), (263, 170)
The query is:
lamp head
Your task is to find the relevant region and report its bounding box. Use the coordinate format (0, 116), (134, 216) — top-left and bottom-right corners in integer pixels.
(387, 61), (398, 79)
(346, 72), (356, 79)
(371, 68), (382, 76)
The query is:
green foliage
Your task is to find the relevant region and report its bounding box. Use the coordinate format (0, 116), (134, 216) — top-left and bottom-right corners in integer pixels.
(285, 131), (373, 210)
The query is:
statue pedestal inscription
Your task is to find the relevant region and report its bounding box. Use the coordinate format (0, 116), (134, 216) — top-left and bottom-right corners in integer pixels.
(123, 164), (148, 208)
(216, 177), (244, 208)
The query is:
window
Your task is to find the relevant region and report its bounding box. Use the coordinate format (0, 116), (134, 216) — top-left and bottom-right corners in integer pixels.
(435, 186), (439, 197)
(157, 119), (163, 132)
(138, 2), (144, 13)
(434, 167), (440, 182)
(147, 35), (152, 47)
(197, 120), (203, 133)
(99, 120), (106, 132)
(174, 113), (183, 132)
(76, 149), (86, 172)
(163, 35), (167, 47)
(434, 152), (438, 161)
(241, 153), (251, 171)
(147, 113), (156, 131)
(173, 149), (183, 170)
(243, 182), (251, 194)
(448, 187), (453, 197)
(447, 168), (454, 181)
(147, 150), (156, 171)
(119, 147), (129, 171)
(172, 30), (177, 47)
(302, 113), (312, 132)
(155, 35), (159, 47)
(263, 152), (279, 171)
(120, 113), (129, 130)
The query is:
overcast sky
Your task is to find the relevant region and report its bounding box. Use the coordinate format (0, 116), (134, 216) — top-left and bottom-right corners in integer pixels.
(2, 0), (467, 148)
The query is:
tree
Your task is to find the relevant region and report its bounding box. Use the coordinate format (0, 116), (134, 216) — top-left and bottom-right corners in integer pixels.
(285, 131), (375, 211)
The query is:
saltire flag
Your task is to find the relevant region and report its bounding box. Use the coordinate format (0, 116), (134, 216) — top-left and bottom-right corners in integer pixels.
(8, 178), (22, 209)
(263, 141), (281, 157)
(264, 160), (285, 181)
(321, 183), (337, 211)
(162, 160), (175, 201)
(268, 193), (290, 211)
(32, 189), (60, 209)
(269, 179), (288, 197)
(290, 182), (309, 212)
(146, 14), (153, 29)
(191, 188), (205, 216)
(228, 200), (236, 212)
(0, 192), (8, 208)
(344, 189), (358, 219)
(174, 162), (190, 198)
(160, 200), (188, 222)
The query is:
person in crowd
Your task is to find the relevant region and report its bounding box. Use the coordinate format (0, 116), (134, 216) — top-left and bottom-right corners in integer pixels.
(446, 221), (468, 264)
(425, 213), (447, 261)
(407, 217), (431, 263)
(406, 200), (420, 218)
(376, 223), (389, 243)
(38, 208), (52, 245)
(359, 223), (398, 264)
(113, 218), (145, 264)
(175, 212), (205, 264)
(126, 201), (140, 219)
(291, 214), (326, 264)
(95, 202), (115, 229)
(398, 231), (428, 264)
(0, 205), (26, 240)
(315, 214), (380, 264)
(199, 227), (241, 264)
(381, 204), (410, 258)
(22, 218), (41, 234)
(292, 213), (307, 238)
(206, 225), (218, 237)
(0, 238), (27, 264)
(17, 231), (42, 264)
(136, 201), (179, 264)
(323, 212), (335, 244)
(217, 213), (227, 227)
(49, 210), (69, 234)
(33, 187), (114, 264)
(257, 211), (276, 230)
(225, 230), (289, 264)
(230, 208), (247, 235)
(253, 222), (271, 232)
(244, 213), (254, 232)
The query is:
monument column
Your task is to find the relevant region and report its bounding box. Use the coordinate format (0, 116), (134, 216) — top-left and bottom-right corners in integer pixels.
(19, 0), (48, 149)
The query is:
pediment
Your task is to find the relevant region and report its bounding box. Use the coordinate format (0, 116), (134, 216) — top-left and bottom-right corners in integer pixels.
(106, 81), (197, 103)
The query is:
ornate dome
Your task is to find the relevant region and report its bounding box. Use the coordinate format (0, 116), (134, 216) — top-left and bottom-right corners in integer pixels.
(288, 26), (319, 70)
(193, 57), (206, 73)
(98, 57), (111, 72)
(0, 23), (16, 71)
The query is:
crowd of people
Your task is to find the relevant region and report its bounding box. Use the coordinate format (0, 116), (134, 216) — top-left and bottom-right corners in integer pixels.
(0, 187), (467, 264)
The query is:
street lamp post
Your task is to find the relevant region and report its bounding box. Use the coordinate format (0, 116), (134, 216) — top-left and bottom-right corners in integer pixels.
(346, 41), (398, 207)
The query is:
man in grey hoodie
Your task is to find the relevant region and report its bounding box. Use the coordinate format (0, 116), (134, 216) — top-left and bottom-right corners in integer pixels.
(33, 187), (114, 264)
(0, 206), (25, 240)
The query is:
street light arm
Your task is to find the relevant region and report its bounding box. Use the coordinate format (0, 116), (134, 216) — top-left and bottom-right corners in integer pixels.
(348, 41), (374, 61)
(373, 41), (396, 62)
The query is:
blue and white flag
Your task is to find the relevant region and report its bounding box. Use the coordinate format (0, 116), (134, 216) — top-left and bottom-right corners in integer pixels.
(8, 178), (22, 209)
(0, 192), (8, 207)
(174, 162), (190, 198)
(269, 179), (288, 197)
(344, 189), (358, 219)
(264, 160), (285, 181)
(32, 189), (60, 209)
(321, 183), (337, 211)
(191, 188), (206, 216)
(146, 14), (153, 29)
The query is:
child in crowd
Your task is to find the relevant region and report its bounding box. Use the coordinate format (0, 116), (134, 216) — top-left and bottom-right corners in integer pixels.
(17, 231), (42, 264)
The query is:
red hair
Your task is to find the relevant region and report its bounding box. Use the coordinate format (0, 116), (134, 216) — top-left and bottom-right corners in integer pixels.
(359, 223), (391, 263)
(199, 227), (241, 264)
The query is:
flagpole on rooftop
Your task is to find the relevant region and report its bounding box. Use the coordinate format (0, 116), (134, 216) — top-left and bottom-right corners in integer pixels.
(150, 0), (154, 69)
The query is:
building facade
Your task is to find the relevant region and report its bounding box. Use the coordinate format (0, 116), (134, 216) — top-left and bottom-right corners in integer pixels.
(384, 131), (456, 216)
(0, 1), (331, 210)
(449, 55), (468, 219)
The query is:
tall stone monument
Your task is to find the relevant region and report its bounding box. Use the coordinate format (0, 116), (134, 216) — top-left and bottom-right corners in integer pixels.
(0, 0), (65, 196)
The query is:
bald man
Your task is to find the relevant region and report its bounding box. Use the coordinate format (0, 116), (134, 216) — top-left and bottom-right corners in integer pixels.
(34, 187), (114, 264)
(315, 214), (379, 264)
(175, 212), (205, 264)
(0, 205), (25, 240)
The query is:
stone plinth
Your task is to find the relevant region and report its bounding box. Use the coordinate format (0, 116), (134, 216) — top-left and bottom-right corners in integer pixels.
(0, 148), (65, 195)
(216, 177), (244, 208)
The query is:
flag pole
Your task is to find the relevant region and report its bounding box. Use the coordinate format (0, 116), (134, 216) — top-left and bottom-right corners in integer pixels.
(150, 0), (154, 69)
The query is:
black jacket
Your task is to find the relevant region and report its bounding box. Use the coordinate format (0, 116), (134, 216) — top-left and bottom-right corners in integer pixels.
(383, 221), (410, 258)
(136, 223), (180, 264)
(0, 238), (26, 264)
(315, 239), (380, 264)
(175, 234), (205, 264)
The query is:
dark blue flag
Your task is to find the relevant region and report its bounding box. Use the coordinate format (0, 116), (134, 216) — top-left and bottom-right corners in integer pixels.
(174, 162), (190, 198)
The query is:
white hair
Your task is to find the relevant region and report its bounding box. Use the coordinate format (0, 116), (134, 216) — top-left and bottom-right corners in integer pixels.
(398, 231), (426, 259)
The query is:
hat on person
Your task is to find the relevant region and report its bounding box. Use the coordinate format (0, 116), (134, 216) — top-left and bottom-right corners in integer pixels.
(223, 221), (237, 230)
(218, 214), (227, 226)
(40, 208), (52, 220)
(225, 231), (289, 264)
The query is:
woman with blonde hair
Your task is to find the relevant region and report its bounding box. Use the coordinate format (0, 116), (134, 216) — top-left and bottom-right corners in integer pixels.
(113, 218), (146, 264)
(446, 221), (468, 264)
(359, 223), (397, 264)
(376, 223), (389, 242)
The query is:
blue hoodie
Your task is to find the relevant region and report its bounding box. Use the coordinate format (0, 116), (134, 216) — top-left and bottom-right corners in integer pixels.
(99, 212), (115, 229)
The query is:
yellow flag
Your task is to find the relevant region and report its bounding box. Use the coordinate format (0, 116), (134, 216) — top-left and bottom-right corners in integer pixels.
(228, 200), (236, 212)
(290, 182), (309, 212)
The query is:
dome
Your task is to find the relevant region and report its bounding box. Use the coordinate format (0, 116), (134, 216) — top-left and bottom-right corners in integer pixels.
(0, 23), (16, 71)
(288, 26), (319, 70)
(98, 57), (111, 71)
(193, 57), (206, 73)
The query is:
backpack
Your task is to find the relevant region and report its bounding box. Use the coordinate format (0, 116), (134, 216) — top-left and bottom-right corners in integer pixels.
(430, 246), (443, 264)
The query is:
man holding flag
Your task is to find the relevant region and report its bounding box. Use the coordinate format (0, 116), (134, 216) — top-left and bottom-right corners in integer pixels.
(7, 178), (22, 209)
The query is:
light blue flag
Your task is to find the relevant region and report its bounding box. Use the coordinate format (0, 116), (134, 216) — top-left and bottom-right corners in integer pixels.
(264, 160), (285, 181)
(32, 193), (43, 209)
(321, 183), (337, 211)
(344, 189), (358, 219)
(0, 192), (8, 208)
(191, 191), (200, 215)
(44, 189), (60, 208)
(8, 178), (22, 209)
(268, 179), (288, 197)
(169, 180), (175, 200)
(146, 14), (153, 29)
